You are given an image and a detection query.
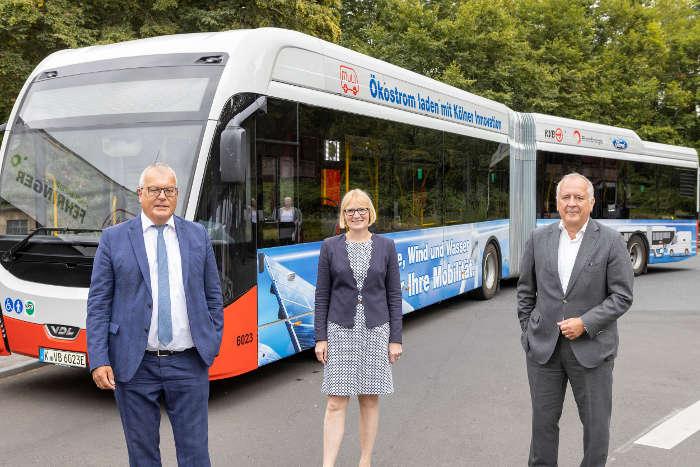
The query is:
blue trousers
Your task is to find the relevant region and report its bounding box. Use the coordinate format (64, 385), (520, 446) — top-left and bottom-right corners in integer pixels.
(114, 349), (210, 467)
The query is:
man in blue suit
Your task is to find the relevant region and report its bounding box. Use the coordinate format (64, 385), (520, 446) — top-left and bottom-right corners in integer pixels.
(87, 162), (223, 466)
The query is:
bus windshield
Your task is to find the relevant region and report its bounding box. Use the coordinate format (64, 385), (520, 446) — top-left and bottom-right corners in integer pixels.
(0, 64), (220, 237)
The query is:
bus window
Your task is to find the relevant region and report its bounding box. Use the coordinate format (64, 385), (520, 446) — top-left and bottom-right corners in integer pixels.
(393, 127), (441, 229)
(445, 134), (508, 224)
(297, 108), (342, 241)
(298, 104), (394, 235)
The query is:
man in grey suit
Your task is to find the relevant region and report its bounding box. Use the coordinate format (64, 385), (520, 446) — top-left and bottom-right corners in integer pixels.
(517, 173), (634, 467)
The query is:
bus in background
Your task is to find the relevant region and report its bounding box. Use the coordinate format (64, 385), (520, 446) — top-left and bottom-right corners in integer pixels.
(0, 28), (696, 378)
(532, 113), (698, 275)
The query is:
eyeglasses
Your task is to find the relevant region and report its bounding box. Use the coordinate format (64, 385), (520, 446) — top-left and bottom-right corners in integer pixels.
(142, 186), (178, 198)
(344, 208), (369, 217)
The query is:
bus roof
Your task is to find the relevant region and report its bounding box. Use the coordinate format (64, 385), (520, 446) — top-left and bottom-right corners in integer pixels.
(18, 28), (700, 163)
(532, 113), (698, 168)
(32, 28), (512, 138)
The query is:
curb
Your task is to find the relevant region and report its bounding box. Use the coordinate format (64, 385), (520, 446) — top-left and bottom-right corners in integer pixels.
(0, 359), (45, 379)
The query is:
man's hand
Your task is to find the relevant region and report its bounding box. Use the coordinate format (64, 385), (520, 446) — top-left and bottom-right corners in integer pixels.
(92, 365), (116, 390)
(557, 317), (585, 340)
(315, 341), (328, 364)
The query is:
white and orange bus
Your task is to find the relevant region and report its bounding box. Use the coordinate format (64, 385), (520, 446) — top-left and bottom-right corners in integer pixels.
(0, 28), (697, 377)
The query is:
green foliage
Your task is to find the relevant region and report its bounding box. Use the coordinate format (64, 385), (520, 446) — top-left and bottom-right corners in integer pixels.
(0, 0), (340, 121)
(0, 0), (697, 154)
(339, 0), (699, 152)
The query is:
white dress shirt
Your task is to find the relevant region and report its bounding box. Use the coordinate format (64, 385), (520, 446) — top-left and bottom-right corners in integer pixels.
(558, 219), (589, 293)
(141, 211), (194, 351)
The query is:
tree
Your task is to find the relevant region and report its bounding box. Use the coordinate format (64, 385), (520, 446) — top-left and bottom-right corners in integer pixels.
(1, 0), (697, 155)
(0, 0), (341, 122)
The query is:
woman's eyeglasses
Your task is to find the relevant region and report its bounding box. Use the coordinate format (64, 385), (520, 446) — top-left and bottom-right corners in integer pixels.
(344, 208), (369, 217)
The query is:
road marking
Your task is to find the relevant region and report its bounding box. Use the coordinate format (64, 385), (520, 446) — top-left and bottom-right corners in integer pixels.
(634, 400), (700, 449)
(612, 408), (682, 459)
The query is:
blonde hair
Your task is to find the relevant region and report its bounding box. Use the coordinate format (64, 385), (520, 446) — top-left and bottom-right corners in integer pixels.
(338, 189), (377, 229)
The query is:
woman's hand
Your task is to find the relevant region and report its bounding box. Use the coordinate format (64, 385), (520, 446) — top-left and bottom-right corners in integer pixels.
(388, 342), (402, 364)
(315, 341), (328, 364)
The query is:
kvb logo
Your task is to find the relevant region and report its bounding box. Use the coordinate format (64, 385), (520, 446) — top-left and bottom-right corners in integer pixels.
(544, 128), (564, 143)
(339, 65), (359, 96)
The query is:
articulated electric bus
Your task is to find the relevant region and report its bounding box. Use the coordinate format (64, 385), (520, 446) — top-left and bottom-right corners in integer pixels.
(0, 28), (697, 378)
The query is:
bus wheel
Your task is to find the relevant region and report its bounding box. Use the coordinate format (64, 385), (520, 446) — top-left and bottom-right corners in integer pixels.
(627, 234), (647, 276)
(476, 242), (499, 300)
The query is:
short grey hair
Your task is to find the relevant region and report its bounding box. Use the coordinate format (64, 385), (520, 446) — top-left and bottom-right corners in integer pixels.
(556, 172), (594, 200)
(138, 162), (178, 188)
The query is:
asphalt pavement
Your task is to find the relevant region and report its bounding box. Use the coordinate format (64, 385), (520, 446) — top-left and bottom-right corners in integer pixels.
(0, 354), (42, 379)
(0, 255), (698, 466)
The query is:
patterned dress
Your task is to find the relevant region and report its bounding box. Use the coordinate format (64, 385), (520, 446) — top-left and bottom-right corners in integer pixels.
(321, 239), (394, 396)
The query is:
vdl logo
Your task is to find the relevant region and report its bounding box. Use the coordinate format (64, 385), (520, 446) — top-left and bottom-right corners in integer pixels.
(612, 137), (628, 150)
(4, 297), (34, 316)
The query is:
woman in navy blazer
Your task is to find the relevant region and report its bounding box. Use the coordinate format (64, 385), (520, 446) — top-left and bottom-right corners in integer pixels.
(314, 189), (403, 467)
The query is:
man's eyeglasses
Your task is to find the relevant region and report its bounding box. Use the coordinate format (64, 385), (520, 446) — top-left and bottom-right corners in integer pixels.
(142, 186), (178, 199)
(344, 208), (369, 217)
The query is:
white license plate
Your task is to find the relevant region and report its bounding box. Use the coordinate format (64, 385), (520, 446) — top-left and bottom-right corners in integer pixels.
(39, 348), (86, 368)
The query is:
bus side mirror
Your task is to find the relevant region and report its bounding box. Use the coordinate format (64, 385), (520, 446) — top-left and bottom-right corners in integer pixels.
(0, 123), (6, 131)
(220, 125), (248, 183)
(219, 96), (267, 183)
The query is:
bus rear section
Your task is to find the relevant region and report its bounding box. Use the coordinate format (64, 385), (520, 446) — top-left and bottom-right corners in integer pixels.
(531, 113), (699, 276)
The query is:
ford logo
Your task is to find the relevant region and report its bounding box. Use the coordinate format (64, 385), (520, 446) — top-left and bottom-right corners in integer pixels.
(612, 138), (628, 150)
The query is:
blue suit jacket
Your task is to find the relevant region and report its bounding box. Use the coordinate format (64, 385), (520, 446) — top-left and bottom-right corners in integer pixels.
(87, 215), (224, 382)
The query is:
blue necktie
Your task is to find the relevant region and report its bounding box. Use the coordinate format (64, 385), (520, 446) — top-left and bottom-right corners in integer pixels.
(156, 225), (172, 346)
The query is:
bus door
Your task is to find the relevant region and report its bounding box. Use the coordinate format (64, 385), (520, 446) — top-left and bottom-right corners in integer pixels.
(0, 312), (10, 355)
(594, 181), (619, 219)
(259, 143), (299, 246)
(256, 99), (300, 247)
(394, 139), (440, 228)
(254, 100), (317, 358)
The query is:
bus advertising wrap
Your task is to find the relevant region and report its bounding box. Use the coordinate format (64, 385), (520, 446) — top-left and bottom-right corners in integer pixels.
(537, 219), (697, 264)
(255, 220), (510, 367)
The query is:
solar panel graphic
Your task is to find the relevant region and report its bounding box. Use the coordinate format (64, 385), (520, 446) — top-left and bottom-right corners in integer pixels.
(264, 255), (316, 352)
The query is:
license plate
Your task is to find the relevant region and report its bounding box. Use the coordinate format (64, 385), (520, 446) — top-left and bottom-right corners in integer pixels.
(39, 348), (86, 368)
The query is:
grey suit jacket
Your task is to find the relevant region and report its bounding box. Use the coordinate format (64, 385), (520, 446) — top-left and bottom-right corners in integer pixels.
(314, 233), (403, 343)
(517, 219), (634, 368)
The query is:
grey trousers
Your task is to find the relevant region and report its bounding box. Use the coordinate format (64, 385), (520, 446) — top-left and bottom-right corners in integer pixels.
(526, 336), (614, 467)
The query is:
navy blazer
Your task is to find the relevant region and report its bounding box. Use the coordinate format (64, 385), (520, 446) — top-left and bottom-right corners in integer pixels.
(314, 233), (402, 343)
(86, 215), (224, 382)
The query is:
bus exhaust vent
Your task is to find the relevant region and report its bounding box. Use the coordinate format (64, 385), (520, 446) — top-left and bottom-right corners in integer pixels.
(196, 55), (223, 64)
